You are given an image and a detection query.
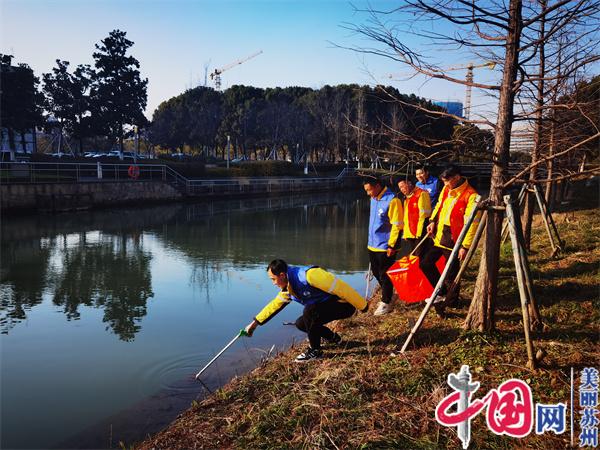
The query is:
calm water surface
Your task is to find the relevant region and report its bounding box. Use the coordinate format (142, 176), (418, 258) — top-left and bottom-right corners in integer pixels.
(1, 191), (370, 449)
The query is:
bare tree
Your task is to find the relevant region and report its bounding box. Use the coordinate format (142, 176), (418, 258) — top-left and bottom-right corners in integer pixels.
(345, 0), (599, 331)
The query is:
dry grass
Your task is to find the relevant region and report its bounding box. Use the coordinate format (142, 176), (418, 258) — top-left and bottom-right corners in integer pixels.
(135, 183), (599, 450)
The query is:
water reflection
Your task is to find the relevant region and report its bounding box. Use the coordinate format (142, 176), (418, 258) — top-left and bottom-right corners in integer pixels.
(0, 238), (51, 332)
(49, 233), (153, 341)
(1, 191), (367, 341)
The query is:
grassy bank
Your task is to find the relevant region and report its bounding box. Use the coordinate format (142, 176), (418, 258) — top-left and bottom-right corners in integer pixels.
(136, 185), (599, 450)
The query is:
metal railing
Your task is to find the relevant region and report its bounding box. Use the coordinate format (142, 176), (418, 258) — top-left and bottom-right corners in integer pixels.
(0, 161), (175, 184)
(3, 161), (546, 195)
(0, 162), (357, 196)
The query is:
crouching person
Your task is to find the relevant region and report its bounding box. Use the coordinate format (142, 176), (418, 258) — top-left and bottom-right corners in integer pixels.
(244, 259), (368, 362)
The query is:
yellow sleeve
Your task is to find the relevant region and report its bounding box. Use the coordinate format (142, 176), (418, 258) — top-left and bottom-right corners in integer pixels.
(417, 191), (432, 238)
(305, 267), (367, 311)
(254, 291), (291, 325)
(430, 186), (446, 223)
(387, 197), (403, 249)
(461, 193), (481, 249)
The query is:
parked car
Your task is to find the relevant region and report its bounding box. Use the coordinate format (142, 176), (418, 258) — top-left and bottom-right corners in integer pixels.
(122, 152), (137, 160)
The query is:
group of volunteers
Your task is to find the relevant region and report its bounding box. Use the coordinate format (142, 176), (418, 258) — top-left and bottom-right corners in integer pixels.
(243, 163), (480, 362)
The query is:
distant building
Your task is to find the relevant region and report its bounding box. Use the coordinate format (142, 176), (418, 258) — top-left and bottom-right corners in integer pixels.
(1, 58), (38, 160)
(433, 101), (464, 118)
(1, 128), (36, 156)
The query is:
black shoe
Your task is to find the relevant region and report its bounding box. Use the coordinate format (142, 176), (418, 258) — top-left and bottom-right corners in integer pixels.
(434, 304), (447, 317)
(294, 347), (323, 362)
(325, 333), (342, 346)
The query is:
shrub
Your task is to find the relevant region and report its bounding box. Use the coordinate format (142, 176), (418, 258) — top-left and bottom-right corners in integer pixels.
(236, 161), (300, 177)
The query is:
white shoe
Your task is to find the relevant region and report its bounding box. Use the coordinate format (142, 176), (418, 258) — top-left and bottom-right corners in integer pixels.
(374, 301), (392, 316)
(432, 295), (446, 304)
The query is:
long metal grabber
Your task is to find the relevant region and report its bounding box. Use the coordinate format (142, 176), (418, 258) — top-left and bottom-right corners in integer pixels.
(400, 195), (482, 353)
(195, 329), (246, 380)
(364, 263), (372, 300)
(446, 209), (488, 300)
(504, 194), (536, 370)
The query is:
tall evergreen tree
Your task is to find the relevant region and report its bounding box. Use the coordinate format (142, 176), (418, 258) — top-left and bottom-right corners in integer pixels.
(92, 30), (148, 154)
(42, 60), (93, 153)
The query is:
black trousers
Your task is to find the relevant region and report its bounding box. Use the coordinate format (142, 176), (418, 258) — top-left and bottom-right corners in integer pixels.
(419, 245), (459, 297)
(398, 237), (420, 258)
(295, 298), (355, 350)
(368, 250), (396, 304)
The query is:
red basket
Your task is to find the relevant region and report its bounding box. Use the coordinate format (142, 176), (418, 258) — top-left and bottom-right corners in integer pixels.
(386, 255), (446, 303)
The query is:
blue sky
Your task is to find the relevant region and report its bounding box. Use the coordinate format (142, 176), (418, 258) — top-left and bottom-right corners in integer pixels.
(1, 0), (496, 118)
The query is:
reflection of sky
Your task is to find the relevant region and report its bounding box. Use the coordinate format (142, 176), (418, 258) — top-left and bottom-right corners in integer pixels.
(1, 194), (371, 449)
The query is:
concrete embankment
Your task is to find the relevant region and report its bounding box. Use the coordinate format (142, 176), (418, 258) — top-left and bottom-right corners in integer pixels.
(1, 175), (358, 214)
(1, 181), (183, 214)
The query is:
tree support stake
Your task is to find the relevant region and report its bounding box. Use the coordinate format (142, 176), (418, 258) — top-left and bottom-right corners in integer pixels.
(400, 195), (482, 353)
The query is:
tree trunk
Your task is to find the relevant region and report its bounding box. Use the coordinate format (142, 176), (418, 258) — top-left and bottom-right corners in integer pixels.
(522, 0), (547, 250)
(464, 0), (523, 332)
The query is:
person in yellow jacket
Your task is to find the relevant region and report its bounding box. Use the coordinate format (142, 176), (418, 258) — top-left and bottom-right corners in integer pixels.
(397, 178), (432, 255)
(363, 177), (404, 316)
(244, 259), (368, 362)
(419, 164), (480, 314)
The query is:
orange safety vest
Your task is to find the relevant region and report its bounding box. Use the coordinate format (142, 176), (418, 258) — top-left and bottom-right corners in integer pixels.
(405, 186), (425, 237)
(437, 182), (477, 243)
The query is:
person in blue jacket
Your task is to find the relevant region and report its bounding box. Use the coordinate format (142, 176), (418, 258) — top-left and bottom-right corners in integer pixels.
(244, 259), (368, 362)
(363, 177), (403, 316)
(416, 165), (441, 209)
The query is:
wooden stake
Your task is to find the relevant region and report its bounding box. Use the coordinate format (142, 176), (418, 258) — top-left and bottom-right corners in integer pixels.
(400, 195), (482, 353)
(447, 210), (488, 299)
(507, 190), (545, 331)
(533, 183), (563, 254)
(532, 182), (559, 256)
(504, 194), (536, 370)
(501, 183), (527, 245)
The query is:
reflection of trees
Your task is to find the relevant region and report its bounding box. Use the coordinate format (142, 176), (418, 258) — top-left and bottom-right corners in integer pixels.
(161, 192), (369, 273)
(190, 259), (226, 304)
(48, 233), (153, 341)
(0, 240), (51, 334)
(1, 191), (366, 338)
(1, 230), (153, 341)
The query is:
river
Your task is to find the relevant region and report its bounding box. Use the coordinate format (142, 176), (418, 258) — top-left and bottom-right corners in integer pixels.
(1, 191), (371, 449)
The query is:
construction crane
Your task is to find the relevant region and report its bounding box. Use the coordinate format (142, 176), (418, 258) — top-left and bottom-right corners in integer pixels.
(445, 61), (496, 120)
(385, 61), (496, 120)
(210, 50), (263, 90)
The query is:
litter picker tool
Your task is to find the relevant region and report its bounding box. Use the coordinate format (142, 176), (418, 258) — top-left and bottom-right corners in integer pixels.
(364, 263), (373, 300)
(195, 329), (248, 380)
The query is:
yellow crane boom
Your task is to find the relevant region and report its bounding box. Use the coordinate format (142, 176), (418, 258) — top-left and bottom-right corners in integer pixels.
(210, 50), (263, 90)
